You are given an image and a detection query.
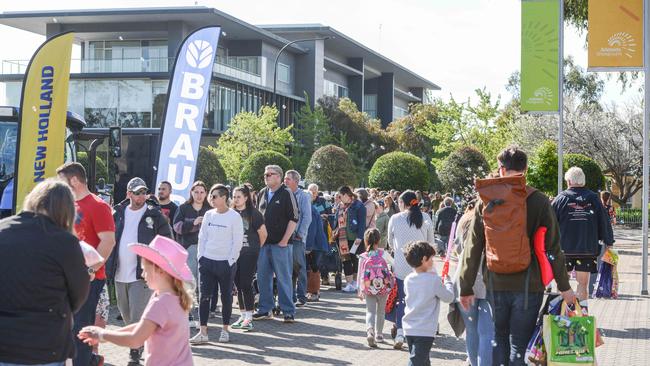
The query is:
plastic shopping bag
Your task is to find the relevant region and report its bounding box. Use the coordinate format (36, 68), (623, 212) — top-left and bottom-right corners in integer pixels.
(543, 301), (596, 365)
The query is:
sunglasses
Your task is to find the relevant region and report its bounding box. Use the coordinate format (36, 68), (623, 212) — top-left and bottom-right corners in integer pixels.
(264, 173), (278, 178)
(210, 194), (221, 200)
(131, 190), (147, 196)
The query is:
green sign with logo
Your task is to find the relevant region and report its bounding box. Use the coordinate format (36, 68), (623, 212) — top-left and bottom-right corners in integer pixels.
(521, 0), (559, 113)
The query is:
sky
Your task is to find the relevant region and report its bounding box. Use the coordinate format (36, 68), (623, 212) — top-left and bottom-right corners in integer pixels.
(0, 0), (642, 106)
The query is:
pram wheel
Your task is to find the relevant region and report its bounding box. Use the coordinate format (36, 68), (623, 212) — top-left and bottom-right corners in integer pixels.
(335, 273), (342, 290)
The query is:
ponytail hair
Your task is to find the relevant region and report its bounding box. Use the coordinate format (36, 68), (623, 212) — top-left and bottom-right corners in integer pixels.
(172, 278), (194, 313)
(400, 190), (423, 229)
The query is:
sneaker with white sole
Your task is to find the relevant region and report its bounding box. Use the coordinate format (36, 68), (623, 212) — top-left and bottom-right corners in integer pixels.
(231, 317), (244, 329)
(367, 328), (377, 348)
(342, 283), (356, 292)
(376, 334), (385, 343)
(252, 311), (273, 320)
(240, 319), (254, 331)
(394, 335), (404, 350)
(188, 320), (200, 330)
(219, 330), (230, 343)
(189, 332), (209, 345)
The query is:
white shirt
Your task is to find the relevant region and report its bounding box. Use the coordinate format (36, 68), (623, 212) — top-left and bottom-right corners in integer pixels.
(116, 205), (146, 283)
(197, 208), (244, 266)
(402, 271), (455, 337)
(387, 211), (435, 280)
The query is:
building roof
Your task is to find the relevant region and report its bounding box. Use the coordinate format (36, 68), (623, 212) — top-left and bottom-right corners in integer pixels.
(0, 7), (307, 53)
(260, 24), (441, 90)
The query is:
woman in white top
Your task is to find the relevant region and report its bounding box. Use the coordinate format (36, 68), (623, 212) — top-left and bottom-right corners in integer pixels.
(387, 190), (435, 350)
(190, 184), (244, 344)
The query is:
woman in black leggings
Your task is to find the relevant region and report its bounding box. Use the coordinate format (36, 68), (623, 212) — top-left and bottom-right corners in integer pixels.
(231, 185), (267, 331)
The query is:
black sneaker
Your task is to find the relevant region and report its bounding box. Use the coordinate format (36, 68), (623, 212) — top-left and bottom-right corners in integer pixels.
(295, 299), (307, 307)
(252, 311), (272, 320)
(283, 315), (295, 323)
(127, 349), (141, 366)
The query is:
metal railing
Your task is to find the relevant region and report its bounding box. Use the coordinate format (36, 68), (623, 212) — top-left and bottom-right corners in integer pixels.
(1, 56), (265, 84)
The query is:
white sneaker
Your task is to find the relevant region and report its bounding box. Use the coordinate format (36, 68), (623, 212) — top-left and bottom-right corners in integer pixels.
(189, 332), (209, 345)
(394, 335), (404, 350)
(351, 281), (358, 290)
(219, 330), (230, 343)
(342, 283), (355, 292)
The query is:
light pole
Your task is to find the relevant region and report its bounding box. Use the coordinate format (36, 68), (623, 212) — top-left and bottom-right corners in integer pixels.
(272, 36), (332, 106)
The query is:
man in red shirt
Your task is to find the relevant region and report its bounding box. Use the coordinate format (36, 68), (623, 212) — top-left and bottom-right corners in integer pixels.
(57, 162), (116, 366)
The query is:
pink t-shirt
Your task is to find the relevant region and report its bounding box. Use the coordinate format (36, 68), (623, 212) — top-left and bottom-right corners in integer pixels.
(141, 292), (193, 366)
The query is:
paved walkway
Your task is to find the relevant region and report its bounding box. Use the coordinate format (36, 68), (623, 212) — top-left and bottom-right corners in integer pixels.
(99, 228), (650, 365)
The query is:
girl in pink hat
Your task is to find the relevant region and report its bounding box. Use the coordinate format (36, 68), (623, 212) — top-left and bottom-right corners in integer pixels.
(78, 235), (195, 366)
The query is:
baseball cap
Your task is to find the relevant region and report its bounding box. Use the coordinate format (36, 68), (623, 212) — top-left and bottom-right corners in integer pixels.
(127, 177), (148, 192)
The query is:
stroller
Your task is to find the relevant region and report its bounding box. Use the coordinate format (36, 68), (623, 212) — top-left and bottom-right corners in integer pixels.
(319, 241), (343, 290)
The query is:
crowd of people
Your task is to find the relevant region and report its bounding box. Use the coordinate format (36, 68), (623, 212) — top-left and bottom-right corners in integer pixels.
(0, 144), (617, 366)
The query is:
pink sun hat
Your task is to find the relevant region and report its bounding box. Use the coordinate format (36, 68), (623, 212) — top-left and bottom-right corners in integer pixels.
(128, 235), (194, 283)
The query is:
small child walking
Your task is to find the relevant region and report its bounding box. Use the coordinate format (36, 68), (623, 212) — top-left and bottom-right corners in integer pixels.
(78, 235), (195, 366)
(358, 228), (395, 347)
(401, 241), (454, 366)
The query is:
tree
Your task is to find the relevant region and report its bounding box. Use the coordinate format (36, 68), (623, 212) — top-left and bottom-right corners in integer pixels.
(195, 146), (227, 187)
(368, 152), (429, 192)
(386, 103), (438, 163)
(437, 146), (489, 195)
(565, 153), (606, 193)
(291, 95), (334, 173)
(213, 106), (293, 182)
(527, 141), (560, 196)
(305, 145), (356, 191)
(238, 150), (293, 191)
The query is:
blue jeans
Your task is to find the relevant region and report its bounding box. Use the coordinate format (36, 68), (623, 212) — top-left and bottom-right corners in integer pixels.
(257, 244), (295, 316)
(0, 363), (64, 366)
(406, 336), (434, 366)
(460, 298), (494, 366)
(490, 291), (544, 366)
(396, 278), (406, 330)
(198, 258), (235, 326)
(73, 278), (105, 366)
(292, 239), (307, 303)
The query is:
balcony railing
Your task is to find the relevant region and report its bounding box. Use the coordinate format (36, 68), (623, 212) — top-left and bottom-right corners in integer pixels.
(1, 56), (266, 86)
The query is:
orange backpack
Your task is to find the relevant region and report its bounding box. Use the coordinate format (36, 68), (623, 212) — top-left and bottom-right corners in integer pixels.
(475, 175), (536, 274)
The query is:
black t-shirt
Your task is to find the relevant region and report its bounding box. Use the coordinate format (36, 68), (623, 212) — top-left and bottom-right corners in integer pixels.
(236, 208), (265, 254)
(159, 202), (178, 224)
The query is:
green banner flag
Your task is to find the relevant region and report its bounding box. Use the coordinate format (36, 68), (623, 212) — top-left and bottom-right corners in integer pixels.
(521, 0), (560, 113)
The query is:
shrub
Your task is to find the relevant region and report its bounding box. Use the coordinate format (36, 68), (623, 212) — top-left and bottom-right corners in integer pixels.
(438, 146), (489, 194)
(239, 150), (293, 190)
(368, 151), (429, 191)
(305, 145), (356, 191)
(77, 151), (108, 182)
(527, 140), (560, 195)
(565, 153), (605, 193)
(195, 146), (227, 187)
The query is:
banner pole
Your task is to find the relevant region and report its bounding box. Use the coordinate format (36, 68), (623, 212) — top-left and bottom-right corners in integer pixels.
(557, 0), (564, 196)
(642, 0), (649, 295)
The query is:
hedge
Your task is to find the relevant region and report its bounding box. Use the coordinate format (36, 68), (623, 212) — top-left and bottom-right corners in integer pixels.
(239, 150), (293, 190)
(195, 146), (227, 188)
(305, 145), (356, 191)
(368, 151), (429, 191)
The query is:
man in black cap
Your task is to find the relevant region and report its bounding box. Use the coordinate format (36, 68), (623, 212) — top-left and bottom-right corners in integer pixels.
(106, 177), (172, 365)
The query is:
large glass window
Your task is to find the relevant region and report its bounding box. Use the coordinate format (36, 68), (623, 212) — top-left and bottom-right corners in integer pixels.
(84, 80), (118, 127)
(323, 80), (348, 98)
(86, 40), (169, 73)
(118, 80), (152, 128)
(394, 106), (409, 119)
(364, 94), (377, 118)
(152, 81), (168, 128)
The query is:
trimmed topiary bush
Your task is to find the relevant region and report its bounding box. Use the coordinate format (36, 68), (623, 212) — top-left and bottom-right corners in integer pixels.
(195, 146), (227, 187)
(368, 151), (429, 191)
(438, 146), (489, 194)
(77, 151), (108, 182)
(305, 145), (357, 191)
(239, 150), (293, 190)
(527, 140), (560, 196)
(565, 153), (605, 193)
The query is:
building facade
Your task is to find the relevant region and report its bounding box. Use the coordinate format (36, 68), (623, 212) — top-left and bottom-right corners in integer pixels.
(0, 7), (440, 137)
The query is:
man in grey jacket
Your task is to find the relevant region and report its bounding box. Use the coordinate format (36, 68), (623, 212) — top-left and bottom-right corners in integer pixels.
(284, 170), (312, 307)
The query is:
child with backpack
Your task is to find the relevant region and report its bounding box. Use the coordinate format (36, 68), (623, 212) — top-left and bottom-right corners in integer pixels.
(402, 240), (454, 366)
(358, 228), (394, 347)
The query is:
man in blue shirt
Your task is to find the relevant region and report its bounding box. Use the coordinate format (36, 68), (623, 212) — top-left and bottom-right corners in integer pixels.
(284, 170), (313, 307)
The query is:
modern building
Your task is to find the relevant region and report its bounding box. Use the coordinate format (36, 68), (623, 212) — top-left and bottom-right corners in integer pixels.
(0, 7), (440, 140)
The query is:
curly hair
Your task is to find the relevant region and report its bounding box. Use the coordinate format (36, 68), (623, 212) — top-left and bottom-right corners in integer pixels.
(403, 241), (435, 268)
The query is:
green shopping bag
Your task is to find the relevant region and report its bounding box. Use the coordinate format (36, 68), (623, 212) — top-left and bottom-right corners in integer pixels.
(542, 301), (596, 365)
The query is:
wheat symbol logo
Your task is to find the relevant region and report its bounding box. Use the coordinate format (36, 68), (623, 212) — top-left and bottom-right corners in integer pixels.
(528, 87), (553, 106)
(607, 32), (636, 58)
(186, 40), (213, 69)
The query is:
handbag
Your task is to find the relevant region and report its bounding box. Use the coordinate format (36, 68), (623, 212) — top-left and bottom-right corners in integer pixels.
(543, 301), (596, 365)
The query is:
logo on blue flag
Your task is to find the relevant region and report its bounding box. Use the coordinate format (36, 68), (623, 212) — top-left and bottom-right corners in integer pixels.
(155, 27), (220, 204)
